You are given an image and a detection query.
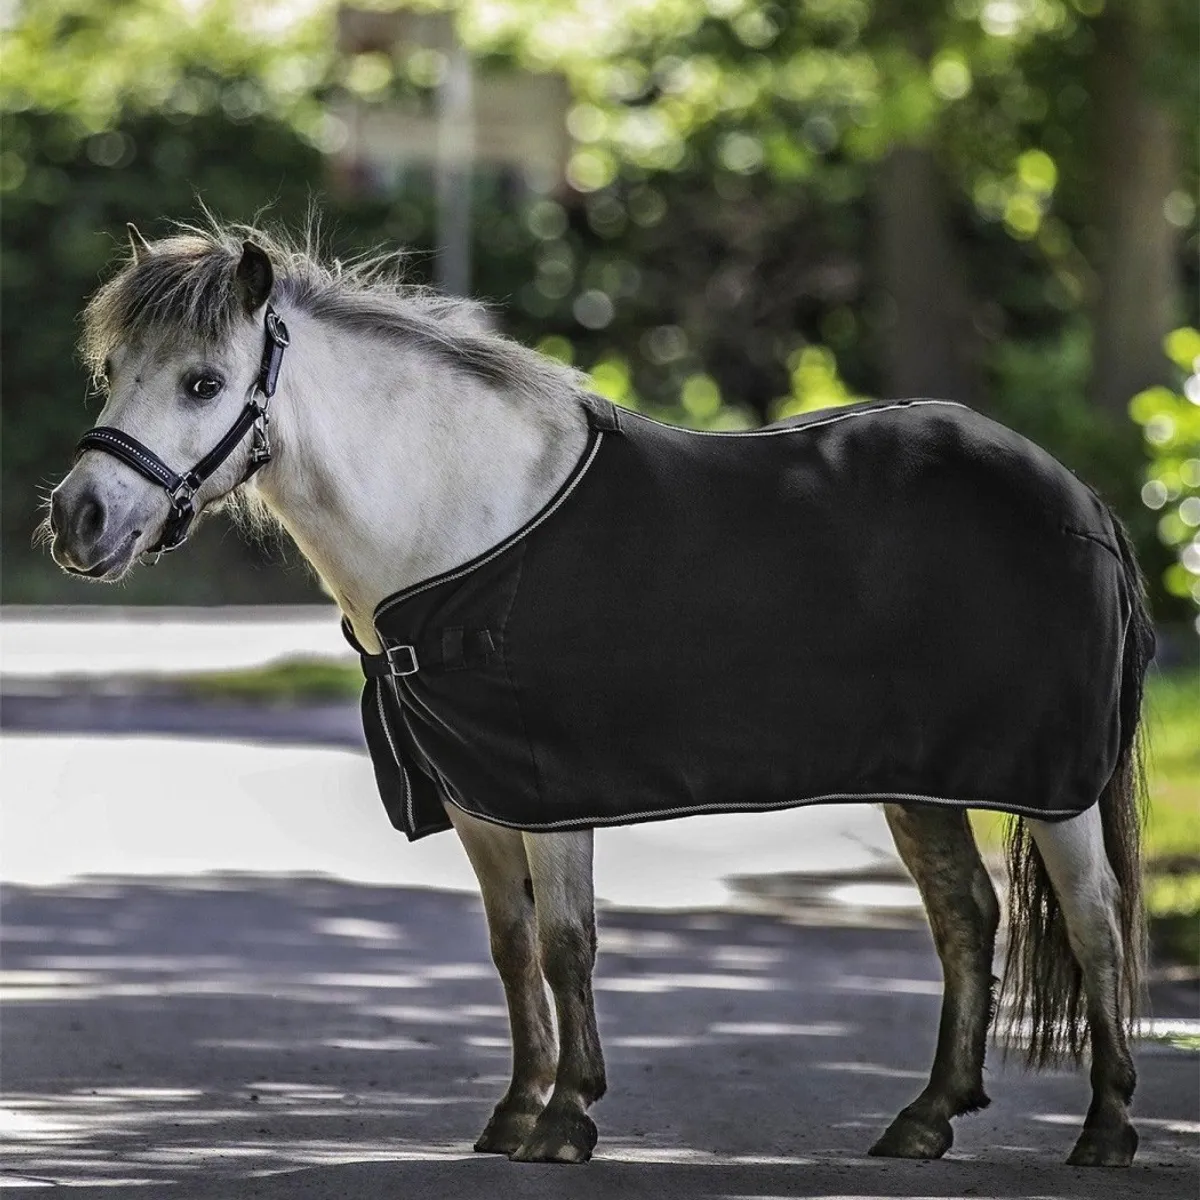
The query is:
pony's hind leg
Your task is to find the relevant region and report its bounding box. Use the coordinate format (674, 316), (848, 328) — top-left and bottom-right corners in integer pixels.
(509, 829), (606, 1164)
(448, 809), (557, 1154)
(869, 803), (1000, 1160)
(1027, 806), (1139, 1166)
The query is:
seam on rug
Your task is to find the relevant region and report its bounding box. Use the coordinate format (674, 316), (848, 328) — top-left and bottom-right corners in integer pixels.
(1061, 524), (1122, 563)
(496, 543), (545, 813)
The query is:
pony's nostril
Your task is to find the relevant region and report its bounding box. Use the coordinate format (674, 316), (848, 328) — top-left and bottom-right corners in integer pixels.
(73, 491), (107, 544)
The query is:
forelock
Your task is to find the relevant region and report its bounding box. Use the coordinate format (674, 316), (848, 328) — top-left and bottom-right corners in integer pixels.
(81, 235), (244, 381)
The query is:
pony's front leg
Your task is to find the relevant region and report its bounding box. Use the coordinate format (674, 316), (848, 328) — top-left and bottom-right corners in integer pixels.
(509, 829), (607, 1164)
(447, 809), (557, 1154)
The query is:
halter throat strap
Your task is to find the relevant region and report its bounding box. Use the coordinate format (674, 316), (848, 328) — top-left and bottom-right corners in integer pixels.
(75, 304), (290, 556)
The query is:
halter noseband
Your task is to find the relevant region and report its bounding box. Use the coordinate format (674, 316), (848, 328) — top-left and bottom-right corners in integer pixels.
(75, 305), (290, 557)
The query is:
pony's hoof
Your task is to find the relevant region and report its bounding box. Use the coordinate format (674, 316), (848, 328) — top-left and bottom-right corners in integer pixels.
(509, 1109), (597, 1163)
(474, 1095), (544, 1155)
(868, 1113), (953, 1160)
(473, 1102), (542, 1155)
(1066, 1123), (1138, 1167)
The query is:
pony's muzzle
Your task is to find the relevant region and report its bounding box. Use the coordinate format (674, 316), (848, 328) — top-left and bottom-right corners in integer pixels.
(48, 471), (142, 578)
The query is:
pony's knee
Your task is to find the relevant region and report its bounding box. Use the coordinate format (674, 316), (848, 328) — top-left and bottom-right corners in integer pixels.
(538, 918), (597, 992)
(488, 914), (538, 980)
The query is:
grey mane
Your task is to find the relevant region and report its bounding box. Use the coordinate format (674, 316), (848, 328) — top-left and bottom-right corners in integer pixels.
(81, 220), (586, 408)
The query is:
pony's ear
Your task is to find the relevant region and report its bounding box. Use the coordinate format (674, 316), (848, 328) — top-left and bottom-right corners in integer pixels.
(127, 222), (152, 263)
(235, 240), (274, 314)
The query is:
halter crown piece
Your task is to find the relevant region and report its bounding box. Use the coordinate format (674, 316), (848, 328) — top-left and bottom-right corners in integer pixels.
(75, 305), (290, 557)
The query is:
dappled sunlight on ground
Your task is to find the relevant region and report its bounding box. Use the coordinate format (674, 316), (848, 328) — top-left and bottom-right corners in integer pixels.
(1, 875), (1195, 1197)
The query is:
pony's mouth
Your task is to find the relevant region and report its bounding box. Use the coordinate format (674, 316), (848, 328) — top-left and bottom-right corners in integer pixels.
(55, 530), (141, 581)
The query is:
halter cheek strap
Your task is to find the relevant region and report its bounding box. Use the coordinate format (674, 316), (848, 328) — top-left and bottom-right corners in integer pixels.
(75, 305), (290, 556)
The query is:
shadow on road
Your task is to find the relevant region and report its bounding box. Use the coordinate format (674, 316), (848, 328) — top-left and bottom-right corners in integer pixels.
(2, 876), (1195, 1198)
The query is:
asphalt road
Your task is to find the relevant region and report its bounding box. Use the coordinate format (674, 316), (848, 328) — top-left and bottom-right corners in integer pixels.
(2, 875), (1196, 1199)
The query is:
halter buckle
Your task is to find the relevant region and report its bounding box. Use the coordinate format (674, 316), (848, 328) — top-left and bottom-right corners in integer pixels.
(248, 405), (272, 468)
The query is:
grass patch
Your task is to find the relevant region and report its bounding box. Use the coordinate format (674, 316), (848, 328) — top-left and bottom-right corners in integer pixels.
(178, 658), (362, 703)
(1141, 671), (1200, 860)
(970, 669), (1199, 866)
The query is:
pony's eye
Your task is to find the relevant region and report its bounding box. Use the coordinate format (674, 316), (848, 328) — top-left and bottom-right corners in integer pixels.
(189, 375), (224, 400)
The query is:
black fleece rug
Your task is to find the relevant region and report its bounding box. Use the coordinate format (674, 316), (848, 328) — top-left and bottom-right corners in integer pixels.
(347, 397), (1132, 841)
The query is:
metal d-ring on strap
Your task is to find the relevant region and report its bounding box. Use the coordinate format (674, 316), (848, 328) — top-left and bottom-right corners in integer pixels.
(75, 306), (290, 556)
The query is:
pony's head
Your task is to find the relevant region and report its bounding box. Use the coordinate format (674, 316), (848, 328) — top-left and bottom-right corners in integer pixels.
(49, 225), (280, 579)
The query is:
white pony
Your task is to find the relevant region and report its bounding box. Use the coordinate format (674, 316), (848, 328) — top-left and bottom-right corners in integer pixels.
(48, 224), (1149, 1167)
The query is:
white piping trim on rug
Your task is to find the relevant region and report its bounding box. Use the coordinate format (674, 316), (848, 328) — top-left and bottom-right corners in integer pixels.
(440, 787), (1090, 833)
(374, 430), (606, 622)
(376, 678), (415, 833)
(622, 398), (969, 437)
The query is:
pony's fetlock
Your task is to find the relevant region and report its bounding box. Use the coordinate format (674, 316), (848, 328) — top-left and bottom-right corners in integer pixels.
(955, 1085), (991, 1116)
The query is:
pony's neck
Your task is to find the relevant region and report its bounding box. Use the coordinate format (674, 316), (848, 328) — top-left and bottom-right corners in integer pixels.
(251, 309), (589, 651)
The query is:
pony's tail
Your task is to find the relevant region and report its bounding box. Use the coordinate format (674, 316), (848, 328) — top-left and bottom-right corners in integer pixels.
(999, 513), (1153, 1068)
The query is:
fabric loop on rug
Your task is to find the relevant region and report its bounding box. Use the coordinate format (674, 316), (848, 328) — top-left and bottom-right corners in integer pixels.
(441, 627), (497, 672)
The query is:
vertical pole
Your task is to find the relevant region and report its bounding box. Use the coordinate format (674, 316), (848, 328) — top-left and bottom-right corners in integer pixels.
(435, 41), (473, 296)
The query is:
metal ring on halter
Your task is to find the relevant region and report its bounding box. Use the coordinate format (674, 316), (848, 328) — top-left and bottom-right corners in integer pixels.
(74, 305), (289, 556)
(168, 477), (197, 509)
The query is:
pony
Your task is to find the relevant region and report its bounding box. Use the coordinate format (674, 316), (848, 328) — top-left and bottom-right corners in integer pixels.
(46, 222), (1152, 1168)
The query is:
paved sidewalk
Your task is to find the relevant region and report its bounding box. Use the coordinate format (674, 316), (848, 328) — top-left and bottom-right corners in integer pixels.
(0, 722), (906, 909)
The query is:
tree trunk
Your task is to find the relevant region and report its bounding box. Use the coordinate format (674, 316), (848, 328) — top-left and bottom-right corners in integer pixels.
(872, 145), (985, 407)
(1088, 6), (1179, 418)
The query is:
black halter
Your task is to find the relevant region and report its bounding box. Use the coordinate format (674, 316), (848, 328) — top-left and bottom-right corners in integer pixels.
(76, 306), (290, 556)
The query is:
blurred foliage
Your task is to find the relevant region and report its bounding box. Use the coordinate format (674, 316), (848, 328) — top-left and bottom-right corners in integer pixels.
(2, 0), (1198, 609)
(1130, 331), (1200, 610)
(1141, 669), (1200, 859)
